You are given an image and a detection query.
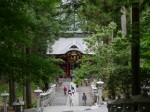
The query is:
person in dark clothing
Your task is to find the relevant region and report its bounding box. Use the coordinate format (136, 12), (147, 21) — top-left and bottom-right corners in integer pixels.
(71, 85), (75, 94)
(70, 75), (73, 82)
(82, 93), (87, 106)
(68, 89), (71, 94)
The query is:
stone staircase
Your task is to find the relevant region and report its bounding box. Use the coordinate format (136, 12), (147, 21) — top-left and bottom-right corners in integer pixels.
(24, 78), (108, 112)
(50, 81), (69, 106)
(42, 79), (108, 112)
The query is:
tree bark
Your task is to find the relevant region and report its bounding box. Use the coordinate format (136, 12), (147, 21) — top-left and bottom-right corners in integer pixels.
(26, 82), (32, 108)
(24, 47), (32, 109)
(26, 47), (32, 108)
(23, 86), (27, 109)
(9, 77), (16, 106)
(131, 0), (140, 95)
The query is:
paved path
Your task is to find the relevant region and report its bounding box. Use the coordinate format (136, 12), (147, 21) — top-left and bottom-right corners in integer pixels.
(51, 81), (69, 106)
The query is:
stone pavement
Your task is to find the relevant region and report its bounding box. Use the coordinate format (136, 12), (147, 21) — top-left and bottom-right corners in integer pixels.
(43, 105), (107, 112)
(51, 81), (69, 106)
(43, 78), (108, 112)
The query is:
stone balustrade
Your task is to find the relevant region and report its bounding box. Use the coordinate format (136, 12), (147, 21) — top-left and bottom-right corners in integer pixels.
(40, 84), (56, 107)
(107, 91), (150, 112)
(24, 84), (56, 112)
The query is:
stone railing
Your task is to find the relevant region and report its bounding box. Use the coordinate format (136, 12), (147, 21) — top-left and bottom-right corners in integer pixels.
(24, 84), (56, 112)
(107, 91), (150, 112)
(40, 84), (56, 107)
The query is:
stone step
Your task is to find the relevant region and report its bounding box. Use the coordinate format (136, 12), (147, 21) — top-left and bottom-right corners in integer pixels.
(43, 105), (108, 112)
(43, 106), (91, 112)
(50, 82), (69, 106)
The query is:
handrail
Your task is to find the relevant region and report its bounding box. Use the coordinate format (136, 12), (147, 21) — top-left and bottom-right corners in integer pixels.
(39, 84), (56, 107)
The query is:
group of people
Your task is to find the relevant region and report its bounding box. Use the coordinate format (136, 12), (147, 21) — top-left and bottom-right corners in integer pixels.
(63, 85), (87, 106)
(63, 85), (75, 95)
(63, 85), (75, 106)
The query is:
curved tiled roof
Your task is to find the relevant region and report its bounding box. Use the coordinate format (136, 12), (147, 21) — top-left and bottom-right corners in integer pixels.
(47, 37), (91, 55)
(46, 31), (94, 55)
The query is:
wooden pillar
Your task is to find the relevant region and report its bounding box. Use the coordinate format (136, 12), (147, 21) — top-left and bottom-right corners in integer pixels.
(66, 62), (70, 78)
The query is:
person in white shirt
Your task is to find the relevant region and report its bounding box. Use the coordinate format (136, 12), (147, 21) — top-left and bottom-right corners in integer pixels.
(68, 92), (74, 106)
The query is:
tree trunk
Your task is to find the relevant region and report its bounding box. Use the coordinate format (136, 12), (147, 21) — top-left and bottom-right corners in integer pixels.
(131, 0), (140, 95)
(24, 47), (32, 109)
(26, 82), (32, 108)
(23, 86), (27, 109)
(9, 77), (16, 106)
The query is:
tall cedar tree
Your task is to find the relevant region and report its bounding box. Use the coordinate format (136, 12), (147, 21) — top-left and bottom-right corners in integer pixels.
(131, 0), (140, 95)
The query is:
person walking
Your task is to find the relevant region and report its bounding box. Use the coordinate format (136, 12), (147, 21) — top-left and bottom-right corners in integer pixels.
(71, 85), (75, 95)
(72, 88), (75, 95)
(68, 92), (73, 106)
(63, 86), (67, 95)
(70, 75), (73, 82)
(82, 93), (87, 106)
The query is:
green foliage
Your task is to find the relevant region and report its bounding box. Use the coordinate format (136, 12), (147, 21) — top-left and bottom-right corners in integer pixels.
(141, 7), (150, 36)
(0, 83), (9, 95)
(75, 0), (131, 32)
(0, 0), (149, 103)
(0, 0), (65, 106)
(107, 66), (131, 96)
(0, 0), (64, 80)
(140, 6), (150, 82)
(69, 0), (149, 97)
(75, 22), (131, 96)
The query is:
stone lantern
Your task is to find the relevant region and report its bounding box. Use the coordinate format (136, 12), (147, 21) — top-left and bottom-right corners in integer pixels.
(96, 80), (104, 104)
(1, 91), (9, 112)
(34, 87), (43, 108)
(13, 99), (24, 112)
(84, 78), (88, 86)
(91, 84), (98, 104)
